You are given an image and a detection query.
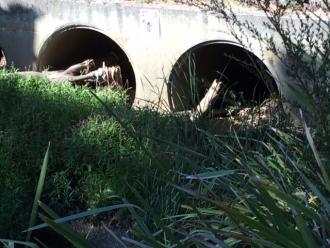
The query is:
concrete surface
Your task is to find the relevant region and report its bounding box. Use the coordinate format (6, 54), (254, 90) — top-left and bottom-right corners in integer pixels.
(0, 0), (314, 109)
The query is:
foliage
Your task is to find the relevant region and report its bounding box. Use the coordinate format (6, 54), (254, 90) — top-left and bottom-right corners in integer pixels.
(200, 0), (330, 153)
(122, 1), (330, 247)
(1, 1), (329, 247)
(0, 70), (196, 240)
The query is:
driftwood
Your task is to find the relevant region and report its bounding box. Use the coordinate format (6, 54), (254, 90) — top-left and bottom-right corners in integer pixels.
(18, 59), (123, 88)
(174, 79), (222, 121)
(190, 79), (222, 121)
(0, 48), (6, 68)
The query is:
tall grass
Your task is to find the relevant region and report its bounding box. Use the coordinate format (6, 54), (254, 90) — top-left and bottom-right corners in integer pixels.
(120, 125), (328, 247)
(0, 69), (201, 240)
(1, 1), (329, 243)
(0, 69), (126, 237)
(1, 65), (328, 247)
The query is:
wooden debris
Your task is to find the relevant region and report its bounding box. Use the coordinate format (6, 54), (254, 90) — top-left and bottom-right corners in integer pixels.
(0, 48), (6, 68)
(63, 59), (95, 75)
(18, 59), (123, 89)
(190, 79), (222, 121)
(173, 79), (223, 121)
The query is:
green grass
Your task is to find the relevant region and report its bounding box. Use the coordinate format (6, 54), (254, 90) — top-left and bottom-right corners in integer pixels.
(0, 69), (200, 240)
(0, 70), (123, 237)
(0, 67), (329, 247)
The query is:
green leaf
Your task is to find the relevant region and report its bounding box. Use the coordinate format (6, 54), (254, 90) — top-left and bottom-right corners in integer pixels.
(26, 203), (140, 232)
(294, 211), (319, 248)
(38, 201), (60, 219)
(33, 237), (49, 248)
(174, 185), (302, 248)
(298, 172), (330, 215)
(263, 183), (321, 222)
(124, 188), (152, 236)
(185, 170), (236, 180)
(0, 239), (39, 248)
(252, 184), (299, 241)
(37, 201), (71, 230)
(39, 214), (95, 248)
(300, 109), (330, 192)
(26, 143), (50, 242)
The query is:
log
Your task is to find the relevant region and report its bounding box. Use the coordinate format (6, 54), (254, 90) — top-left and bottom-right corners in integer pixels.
(0, 48), (6, 68)
(17, 59), (123, 89)
(63, 59), (95, 75)
(190, 79), (222, 121)
(172, 79), (222, 121)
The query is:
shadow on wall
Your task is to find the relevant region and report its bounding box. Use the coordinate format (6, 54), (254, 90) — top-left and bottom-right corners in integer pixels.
(0, 3), (40, 69)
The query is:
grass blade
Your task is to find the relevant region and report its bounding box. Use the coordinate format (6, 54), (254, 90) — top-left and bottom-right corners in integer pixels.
(300, 109), (330, 191)
(263, 182), (322, 222)
(38, 201), (60, 219)
(39, 214), (95, 248)
(174, 184), (303, 248)
(121, 237), (153, 248)
(294, 210), (319, 248)
(102, 223), (128, 248)
(0, 239), (39, 248)
(185, 170), (236, 180)
(26, 203), (140, 232)
(26, 143), (50, 242)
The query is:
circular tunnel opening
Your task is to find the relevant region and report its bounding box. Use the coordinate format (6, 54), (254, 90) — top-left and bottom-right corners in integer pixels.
(169, 42), (278, 117)
(38, 27), (136, 102)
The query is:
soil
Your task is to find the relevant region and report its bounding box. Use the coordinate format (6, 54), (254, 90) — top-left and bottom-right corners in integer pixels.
(71, 217), (131, 248)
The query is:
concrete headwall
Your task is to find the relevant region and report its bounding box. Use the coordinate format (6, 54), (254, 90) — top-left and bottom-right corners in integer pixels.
(0, 0), (290, 109)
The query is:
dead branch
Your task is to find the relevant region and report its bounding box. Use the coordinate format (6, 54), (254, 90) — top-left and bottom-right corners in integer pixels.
(172, 79), (222, 121)
(17, 59), (123, 89)
(190, 79), (222, 121)
(63, 59), (95, 76)
(0, 48), (6, 68)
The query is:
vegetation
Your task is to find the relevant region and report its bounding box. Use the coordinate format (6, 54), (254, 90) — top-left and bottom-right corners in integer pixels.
(0, 0), (329, 247)
(0, 69), (204, 243)
(0, 71), (174, 237)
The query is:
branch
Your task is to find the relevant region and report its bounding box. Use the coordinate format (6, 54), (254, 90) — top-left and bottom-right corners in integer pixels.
(190, 79), (222, 121)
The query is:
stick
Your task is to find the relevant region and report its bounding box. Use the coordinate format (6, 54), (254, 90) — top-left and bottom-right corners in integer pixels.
(0, 48), (6, 68)
(63, 59), (95, 75)
(17, 60), (123, 88)
(190, 79), (222, 121)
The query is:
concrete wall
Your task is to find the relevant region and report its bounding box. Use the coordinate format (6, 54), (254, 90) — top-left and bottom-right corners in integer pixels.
(0, 0), (289, 109)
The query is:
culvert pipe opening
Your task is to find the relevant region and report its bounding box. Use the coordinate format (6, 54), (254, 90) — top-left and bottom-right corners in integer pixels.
(168, 43), (278, 119)
(37, 27), (136, 102)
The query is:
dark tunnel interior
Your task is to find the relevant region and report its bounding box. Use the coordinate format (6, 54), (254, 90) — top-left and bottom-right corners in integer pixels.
(37, 28), (136, 101)
(169, 43), (278, 115)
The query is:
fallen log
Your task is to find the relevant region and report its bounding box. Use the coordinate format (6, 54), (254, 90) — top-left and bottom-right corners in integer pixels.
(190, 79), (222, 121)
(0, 48), (6, 68)
(63, 59), (95, 75)
(173, 79), (222, 121)
(17, 59), (123, 89)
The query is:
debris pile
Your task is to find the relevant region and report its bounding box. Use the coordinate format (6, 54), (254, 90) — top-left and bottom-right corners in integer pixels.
(18, 59), (124, 89)
(233, 98), (282, 126)
(175, 76), (282, 132)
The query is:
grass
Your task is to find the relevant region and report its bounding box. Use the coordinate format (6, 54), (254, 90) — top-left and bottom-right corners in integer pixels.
(0, 64), (329, 247)
(0, 69), (124, 237)
(0, 69), (199, 240)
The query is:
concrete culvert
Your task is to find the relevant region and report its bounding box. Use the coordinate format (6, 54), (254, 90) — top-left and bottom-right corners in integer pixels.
(168, 42), (278, 117)
(37, 27), (136, 102)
